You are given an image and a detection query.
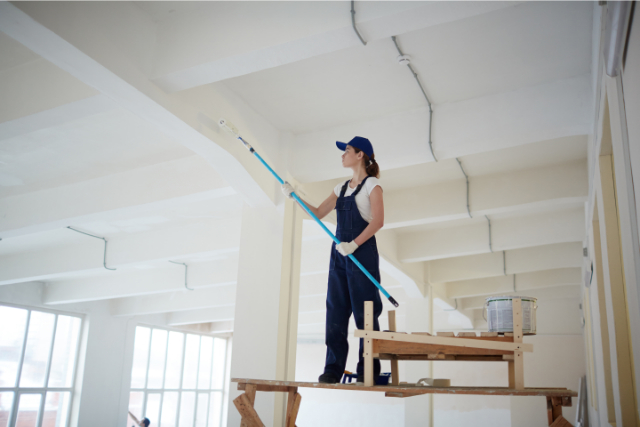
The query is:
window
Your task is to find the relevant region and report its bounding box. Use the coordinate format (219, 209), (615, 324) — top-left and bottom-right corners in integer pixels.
(0, 304), (82, 427)
(128, 326), (228, 427)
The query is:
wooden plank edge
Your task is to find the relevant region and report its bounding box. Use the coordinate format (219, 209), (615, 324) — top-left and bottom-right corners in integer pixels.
(354, 330), (533, 352)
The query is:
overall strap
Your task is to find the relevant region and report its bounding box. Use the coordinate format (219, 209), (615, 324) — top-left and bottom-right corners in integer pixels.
(339, 180), (350, 198)
(351, 176), (370, 197)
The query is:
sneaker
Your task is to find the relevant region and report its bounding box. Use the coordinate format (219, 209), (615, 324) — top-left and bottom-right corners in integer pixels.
(318, 373), (339, 384)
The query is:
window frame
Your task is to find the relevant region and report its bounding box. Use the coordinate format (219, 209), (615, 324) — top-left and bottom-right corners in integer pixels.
(129, 324), (229, 427)
(0, 302), (84, 427)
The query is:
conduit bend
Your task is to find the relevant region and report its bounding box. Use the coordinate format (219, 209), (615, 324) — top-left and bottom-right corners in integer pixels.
(67, 226), (116, 271)
(350, 1), (367, 46)
(391, 35), (437, 162)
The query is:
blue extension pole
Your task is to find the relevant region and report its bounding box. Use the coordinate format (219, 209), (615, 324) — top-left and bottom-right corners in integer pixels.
(219, 119), (399, 307)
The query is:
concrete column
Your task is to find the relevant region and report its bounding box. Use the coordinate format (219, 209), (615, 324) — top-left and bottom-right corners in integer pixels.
(74, 306), (136, 427)
(403, 290), (433, 427)
(274, 195), (303, 425)
(227, 199), (302, 427)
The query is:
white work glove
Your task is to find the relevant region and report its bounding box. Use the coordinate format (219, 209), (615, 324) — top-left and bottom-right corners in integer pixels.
(336, 240), (359, 256)
(281, 182), (294, 199)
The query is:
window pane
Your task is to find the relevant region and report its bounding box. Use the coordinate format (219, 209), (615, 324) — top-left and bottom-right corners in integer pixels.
(182, 335), (200, 389)
(128, 392), (144, 427)
(160, 391), (179, 427)
(147, 329), (168, 389)
(0, 392), (14, 427)
(208, 392), (222, 427)
(197, 337), (213, 390)
(145, 393), (161, 426)
(131, 327), (151, 388)
(20, 312), (55, 387)
(178, 392), (195, 427)
(211, 338), (227, 390)
(48, 316), (81, 387)
(194, 393), (209, 427)
(0, 306), (28, 387)
(16, 394), (41, 427)
(42, 392), (70, 427)
(164, 332), (184, 390)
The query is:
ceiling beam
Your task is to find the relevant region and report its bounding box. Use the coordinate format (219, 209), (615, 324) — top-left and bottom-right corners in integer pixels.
(0, 218), (240, 285)
(398, 208), (585, 263)
(0, 156), (235, 238)
(151, 2), (517, 91)
(459, 285), (582, 311)
(384, 161), (587, 229)
(427, 242), (584, 283)
(167, 306), (236, 326)
(0, 2), (275, 207)
(445, 267), (582, 299)
(291, 76), (591, 183)
(0, 95), (116, 142)
(43, 259), (237, 305)
(110, 285), (236, 317)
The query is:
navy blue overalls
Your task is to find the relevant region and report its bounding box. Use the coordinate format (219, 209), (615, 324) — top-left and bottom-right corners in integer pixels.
(323, 176), (383, 379)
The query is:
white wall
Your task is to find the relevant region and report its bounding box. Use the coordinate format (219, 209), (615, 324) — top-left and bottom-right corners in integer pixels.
(510, 335), (585, 426)
(431, 298), (584, 427)
(622, 8), (640, 242)
(433, 362), (511, 427)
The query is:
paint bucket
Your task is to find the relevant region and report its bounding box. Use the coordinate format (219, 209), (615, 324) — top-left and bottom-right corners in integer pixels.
(485, 296), (537, 335)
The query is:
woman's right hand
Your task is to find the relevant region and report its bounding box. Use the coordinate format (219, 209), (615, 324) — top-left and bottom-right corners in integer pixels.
(281, 182), (295, 199)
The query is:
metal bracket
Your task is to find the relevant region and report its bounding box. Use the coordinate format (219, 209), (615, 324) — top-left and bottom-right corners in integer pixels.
(503, 251), (507, 275)
(169, 261), (194, 291)
(485, 215), (493, 252)
(67, 226), (116, 271)
(456, 158), (471, 217)
(443, 298), (458, 311)
(350, 1), (367, 46)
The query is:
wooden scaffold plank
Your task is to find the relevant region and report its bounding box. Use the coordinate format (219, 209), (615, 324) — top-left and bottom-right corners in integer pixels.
(387, 310), (400, 386)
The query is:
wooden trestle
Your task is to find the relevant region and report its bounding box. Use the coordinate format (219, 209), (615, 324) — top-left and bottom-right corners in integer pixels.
(232, 298), (576, 426)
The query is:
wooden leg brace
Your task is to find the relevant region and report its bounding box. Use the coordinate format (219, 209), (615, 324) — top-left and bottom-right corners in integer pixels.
(234, 384), (264, 427)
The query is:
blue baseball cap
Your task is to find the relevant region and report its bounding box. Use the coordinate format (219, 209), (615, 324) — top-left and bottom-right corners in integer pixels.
(336, 136), (374, 158)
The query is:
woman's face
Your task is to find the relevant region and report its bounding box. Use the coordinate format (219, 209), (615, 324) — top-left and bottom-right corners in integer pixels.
(341, 146), (363, 169)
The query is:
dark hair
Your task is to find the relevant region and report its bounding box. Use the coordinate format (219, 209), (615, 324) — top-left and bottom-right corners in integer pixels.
(142, 418), (150, 427)
(353, 147), (380, 178)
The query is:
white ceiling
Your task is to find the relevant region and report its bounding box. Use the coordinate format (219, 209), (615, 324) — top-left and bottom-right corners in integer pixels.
(0, 1), (594, 331)
(220, 37), (425, 134)
(0, 108), (194, 197)
(399, 1), (593, 104)
(304, 135), (587, 193)
(217, 2), (592, 134)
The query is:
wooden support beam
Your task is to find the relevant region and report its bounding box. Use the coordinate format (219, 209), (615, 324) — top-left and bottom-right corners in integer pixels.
(549, 416), (573, 427)
(387, 310), (399, 386)
(512, 298), (525, 390)
(546, 396), (566, 426)
(285, 390), (301, 427)
(355, 330), (532, 352)
(234, 390), (264, 427)
(364, 301), (374, 387)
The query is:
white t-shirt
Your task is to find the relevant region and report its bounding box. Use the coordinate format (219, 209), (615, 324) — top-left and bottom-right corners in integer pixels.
(333, 177), (381, 223)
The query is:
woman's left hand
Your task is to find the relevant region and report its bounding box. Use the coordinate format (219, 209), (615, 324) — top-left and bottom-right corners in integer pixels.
(337, 241), (359, 256)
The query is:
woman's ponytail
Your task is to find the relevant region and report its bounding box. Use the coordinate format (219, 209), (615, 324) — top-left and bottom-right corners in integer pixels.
(353, 147), (380, 178)
(365, 154), (380, 178)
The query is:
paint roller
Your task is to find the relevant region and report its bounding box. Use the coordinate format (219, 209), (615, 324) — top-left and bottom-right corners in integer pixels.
(218, 118), (399, 307)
